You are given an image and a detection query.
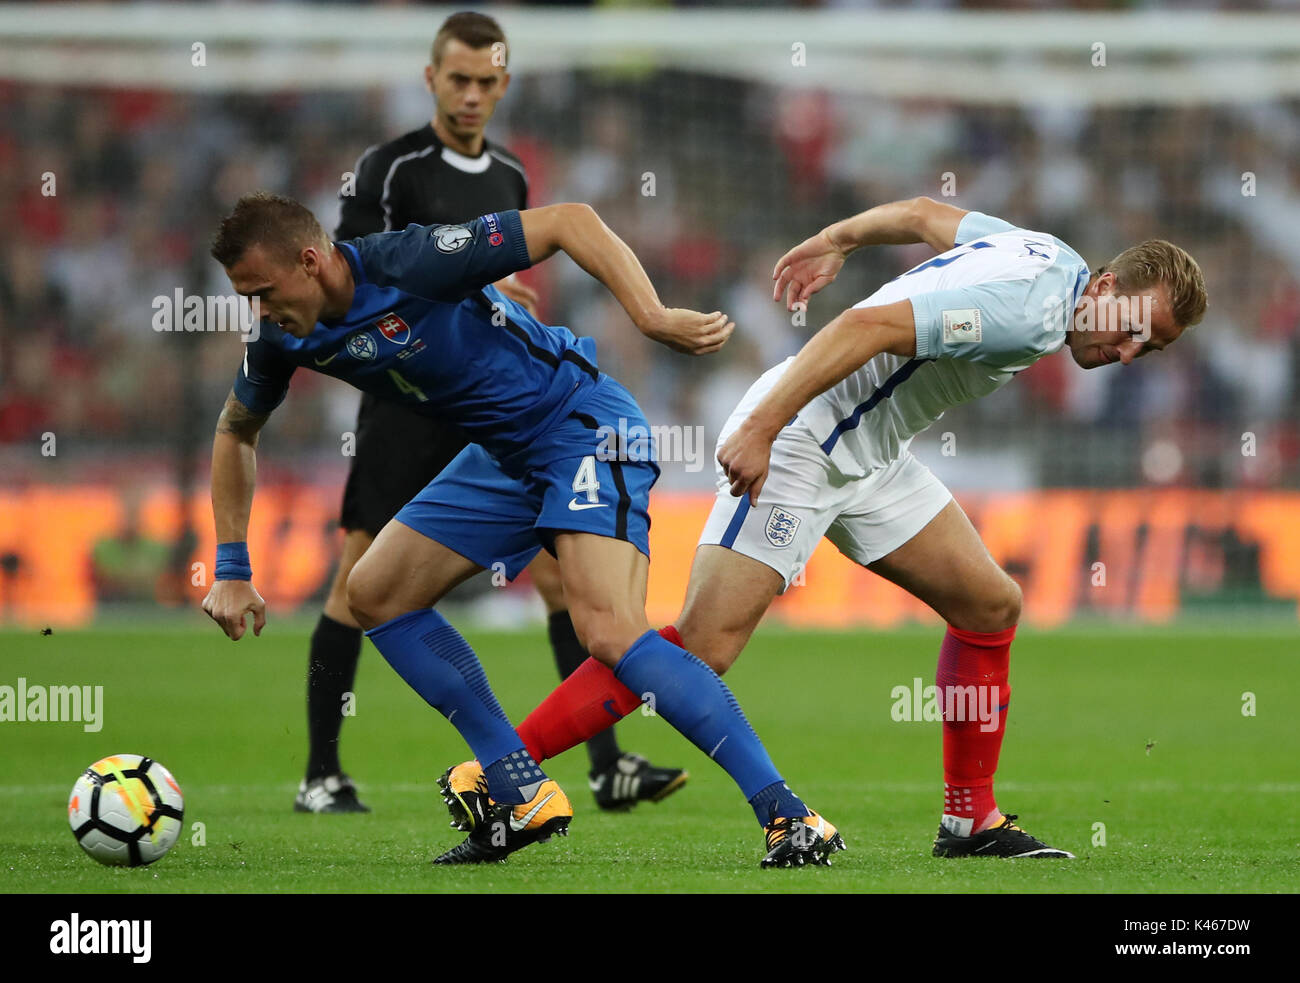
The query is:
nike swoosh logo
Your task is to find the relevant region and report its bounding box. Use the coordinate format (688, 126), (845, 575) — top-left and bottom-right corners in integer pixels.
(709, 735), (728, 758)
(509, 789), (556, 832)
(313, 351), (339, 366)
(568, 499), (607, 511)
(602, 699), (620, 719)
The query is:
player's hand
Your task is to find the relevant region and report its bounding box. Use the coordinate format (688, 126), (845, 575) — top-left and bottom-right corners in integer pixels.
(641, 308), (734, 355)
(772, 229), (848, 311)
(202, 580), (267, 641)
(718, 421), (775, 504)
(494, 275), (540, 317)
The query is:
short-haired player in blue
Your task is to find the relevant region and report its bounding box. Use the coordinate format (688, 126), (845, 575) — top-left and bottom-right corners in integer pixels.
(202, 193), (845, 867)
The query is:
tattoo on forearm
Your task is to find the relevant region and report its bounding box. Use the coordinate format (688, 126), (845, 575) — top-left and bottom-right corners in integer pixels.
(215, 391), (267, 445)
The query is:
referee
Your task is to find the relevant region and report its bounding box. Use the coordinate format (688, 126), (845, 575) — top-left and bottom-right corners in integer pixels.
(297, 11), (687, 814)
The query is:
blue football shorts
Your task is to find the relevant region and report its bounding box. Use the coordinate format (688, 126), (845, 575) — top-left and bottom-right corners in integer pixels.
(393, 375), (659, 579)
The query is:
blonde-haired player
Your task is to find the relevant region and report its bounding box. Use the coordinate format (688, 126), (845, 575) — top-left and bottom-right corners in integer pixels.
(483, 195), (1206, 859)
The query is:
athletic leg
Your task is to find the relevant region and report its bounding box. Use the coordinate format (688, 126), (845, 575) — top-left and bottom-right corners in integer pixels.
(347, 446), (557, 810)
(863, 499), (1020, 834)
(529, 551), (622, 772)
(516, 411), (834, 764)
(864, 499), (1022, 635)
(833, 460), (1071, 858)
(676, 545), (784, 675)
(299, 396), (472, 813)
(348, 522), (534, 791)
(529, 548), (687, 808)
(554, 532), (809, 825)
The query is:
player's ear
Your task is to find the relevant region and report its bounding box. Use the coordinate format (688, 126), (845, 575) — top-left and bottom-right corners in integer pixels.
(498, 72), (511, 97)
(423, 63), (436, 94)
(300, 245), (322, 276)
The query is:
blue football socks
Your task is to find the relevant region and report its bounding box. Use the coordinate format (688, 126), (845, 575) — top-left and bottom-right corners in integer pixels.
(613, 629), (808, 825)
(366, 609), (545, 805)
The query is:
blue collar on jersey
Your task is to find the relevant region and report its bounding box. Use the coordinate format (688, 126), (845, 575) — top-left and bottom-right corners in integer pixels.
(337, 240), (366, 286)
(1072, 267), (1091, 309)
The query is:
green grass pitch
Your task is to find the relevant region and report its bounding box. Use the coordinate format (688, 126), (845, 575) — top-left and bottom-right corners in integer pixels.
(2, 622), (1297, 893)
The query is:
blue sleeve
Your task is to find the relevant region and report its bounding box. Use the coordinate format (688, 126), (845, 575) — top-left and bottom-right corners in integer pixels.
(232, 336), (295, 414)
(355, 209), (533, 302)
(954, 211), (1019, 245)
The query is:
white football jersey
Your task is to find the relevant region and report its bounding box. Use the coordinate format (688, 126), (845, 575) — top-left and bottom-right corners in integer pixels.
(791, 212), (1092, 477)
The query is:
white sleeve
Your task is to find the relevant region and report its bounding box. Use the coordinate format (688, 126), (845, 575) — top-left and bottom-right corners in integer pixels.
(955, 212), (1019, 244)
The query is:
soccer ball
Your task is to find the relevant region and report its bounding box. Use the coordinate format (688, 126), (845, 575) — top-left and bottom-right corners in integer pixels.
(67, 754), (184, 867)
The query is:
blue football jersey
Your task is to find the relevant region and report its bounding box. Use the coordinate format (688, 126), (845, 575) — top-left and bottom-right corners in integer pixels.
(233, 210), (602, 460)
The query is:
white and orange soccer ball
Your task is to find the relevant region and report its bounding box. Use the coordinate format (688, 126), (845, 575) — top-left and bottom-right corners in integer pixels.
(67, 754), (185, 867)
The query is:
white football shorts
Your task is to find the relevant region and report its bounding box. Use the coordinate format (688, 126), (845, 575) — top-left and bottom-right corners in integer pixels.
(699, 414), (953, 592)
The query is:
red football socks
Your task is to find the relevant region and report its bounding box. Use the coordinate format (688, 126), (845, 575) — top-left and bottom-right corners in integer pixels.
(516, 625), (683, 763)
(936, 624), (1015, 835)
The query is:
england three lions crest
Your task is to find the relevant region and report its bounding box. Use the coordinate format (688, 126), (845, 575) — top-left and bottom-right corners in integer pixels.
(765, 507), (801, 548)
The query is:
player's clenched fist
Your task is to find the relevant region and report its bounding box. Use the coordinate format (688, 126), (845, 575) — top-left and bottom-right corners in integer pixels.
(772, 228), (848, 311)
(202, 580), (267, 641)
(718, 421), (775, 505)
(640, 308), (735, 355)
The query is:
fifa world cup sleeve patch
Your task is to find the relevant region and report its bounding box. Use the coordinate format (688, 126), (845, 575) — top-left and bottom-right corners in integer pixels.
(942, 308), (983, 344)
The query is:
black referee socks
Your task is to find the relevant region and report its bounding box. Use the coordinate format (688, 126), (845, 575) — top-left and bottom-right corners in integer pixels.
(306, 613), (363, 781)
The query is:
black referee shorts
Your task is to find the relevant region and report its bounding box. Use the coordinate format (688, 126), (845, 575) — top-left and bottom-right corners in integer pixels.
(340, 393), (470, 537)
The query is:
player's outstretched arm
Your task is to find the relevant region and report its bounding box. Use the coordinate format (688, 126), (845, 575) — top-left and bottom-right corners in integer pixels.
(202, 389), (270, 641)
(773, 197), (968, 311)
(518, 203), (734, 355)
(718, 300), (916, 503)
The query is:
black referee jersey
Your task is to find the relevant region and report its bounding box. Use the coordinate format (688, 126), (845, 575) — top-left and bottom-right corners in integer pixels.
(338, 122), (527, 237)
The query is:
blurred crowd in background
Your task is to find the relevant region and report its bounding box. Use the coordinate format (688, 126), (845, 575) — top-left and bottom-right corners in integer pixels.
(2, 64), (1297, 492)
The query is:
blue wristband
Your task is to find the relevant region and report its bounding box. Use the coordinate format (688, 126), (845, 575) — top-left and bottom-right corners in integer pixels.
(215, 541), (252, 581)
